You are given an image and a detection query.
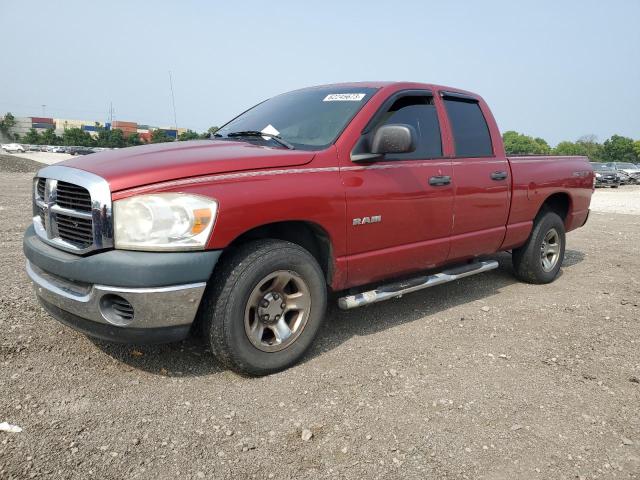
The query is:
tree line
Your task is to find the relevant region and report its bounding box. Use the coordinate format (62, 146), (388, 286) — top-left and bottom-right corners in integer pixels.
(503, 131), (640, 163)
(1, 113), (219, 148)
(18, 125), (219, 148)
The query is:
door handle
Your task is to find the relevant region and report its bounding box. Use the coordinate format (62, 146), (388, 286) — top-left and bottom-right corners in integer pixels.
(429, 175), (451, 186)
(490, 171), (508, 181)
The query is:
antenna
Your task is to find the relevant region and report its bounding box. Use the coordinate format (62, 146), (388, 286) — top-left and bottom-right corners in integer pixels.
(169, 71), (178, 134)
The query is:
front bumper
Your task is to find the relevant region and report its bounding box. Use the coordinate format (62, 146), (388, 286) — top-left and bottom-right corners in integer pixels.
(595, 178), (619, 186)
(24, 226), (221, 344)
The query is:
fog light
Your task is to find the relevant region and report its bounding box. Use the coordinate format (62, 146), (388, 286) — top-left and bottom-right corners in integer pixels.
(99, 294), (134, 326)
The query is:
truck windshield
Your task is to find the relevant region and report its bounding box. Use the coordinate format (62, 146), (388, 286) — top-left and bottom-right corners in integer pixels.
(216, 86), (378, 150)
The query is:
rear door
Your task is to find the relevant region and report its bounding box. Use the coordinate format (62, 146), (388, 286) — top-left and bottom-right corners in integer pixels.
(441, 93), (510, 261)
(342, 90), (454, 287)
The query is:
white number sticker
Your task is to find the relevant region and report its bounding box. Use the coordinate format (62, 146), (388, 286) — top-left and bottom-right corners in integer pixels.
(261, 124), (280, 137)
(323, 93), (366, 102)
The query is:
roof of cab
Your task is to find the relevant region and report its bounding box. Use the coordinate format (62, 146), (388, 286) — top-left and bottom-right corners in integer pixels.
(294, 81), (481, 99)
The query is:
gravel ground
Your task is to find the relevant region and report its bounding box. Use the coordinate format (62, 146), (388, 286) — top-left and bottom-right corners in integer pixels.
(0, 154), (45, 173)
(7, 151), (74, 165)
(1, 169), (639, 479)
(591, 185), (640, 215)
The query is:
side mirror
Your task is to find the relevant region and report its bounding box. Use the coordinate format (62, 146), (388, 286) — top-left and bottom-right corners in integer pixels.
(351, 124), (417, 162)
(371, 124), (417, 155)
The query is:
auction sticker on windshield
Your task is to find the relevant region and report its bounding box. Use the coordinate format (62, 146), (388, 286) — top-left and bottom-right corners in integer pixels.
(261, 124), (280, 137)
(323, 93), (366, 102)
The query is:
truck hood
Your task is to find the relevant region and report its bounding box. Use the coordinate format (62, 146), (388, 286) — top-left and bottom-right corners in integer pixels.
(59, 140), (316, 192)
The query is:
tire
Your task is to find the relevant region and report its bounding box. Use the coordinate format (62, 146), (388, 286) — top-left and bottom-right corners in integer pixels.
(612, 184), (619, 188)
(512, 210), (566, 284)
(198, 239), (327, 376)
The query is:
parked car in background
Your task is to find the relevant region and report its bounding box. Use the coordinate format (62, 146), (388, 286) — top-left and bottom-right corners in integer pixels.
(47, 146), (66, 153)
(68, 147), (95, 156)
(606, 162), (640, 184)
(1, 143), (25, 153)
(618, 171), (632, 184)
(591, 163), (621, 188)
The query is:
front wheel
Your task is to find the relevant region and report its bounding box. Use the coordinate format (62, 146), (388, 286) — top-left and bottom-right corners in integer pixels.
(512, 211), (566, 284)
(199, 239), (327, 376)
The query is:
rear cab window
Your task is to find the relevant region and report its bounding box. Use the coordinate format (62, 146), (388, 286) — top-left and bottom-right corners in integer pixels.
(442, 94), (493, 157)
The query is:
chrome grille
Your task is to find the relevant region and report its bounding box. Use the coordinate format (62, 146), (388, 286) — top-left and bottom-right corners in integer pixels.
(55, 213), (93, 248)
(37, 178), (45, 198)
(56, 181), (92, 212)
(32, 165), (113, 255)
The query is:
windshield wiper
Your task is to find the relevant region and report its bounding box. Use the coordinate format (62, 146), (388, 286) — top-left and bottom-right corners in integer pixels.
(226, 130), (295, 150)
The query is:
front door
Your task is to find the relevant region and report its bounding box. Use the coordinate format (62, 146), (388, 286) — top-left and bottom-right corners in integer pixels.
(342, 91), (454, 287)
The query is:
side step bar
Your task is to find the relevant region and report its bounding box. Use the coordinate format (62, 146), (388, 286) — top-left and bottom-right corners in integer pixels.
(338, 260), (499, 310)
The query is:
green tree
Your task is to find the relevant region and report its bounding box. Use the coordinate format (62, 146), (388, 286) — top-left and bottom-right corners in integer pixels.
(21, 128), (42, 144)
(151, 129), (174, 143)
(502, 131), (550, 155)
(96, 128), (126, 148)
(40, 128), (62, 145)
(62, 128), (95, 147)
(178, 129), (200, 141)
(0, 112), (16, 135)
(125, 133), (142, 147)
(634, 140), (640, 160)
(199, 126), (220, 139)
(533, 137), (551, 153)
(552, 135), (604, 161)
(576, 135), (604, 162)
(553, 141), (584, 156)
(601, 135), (638, 163)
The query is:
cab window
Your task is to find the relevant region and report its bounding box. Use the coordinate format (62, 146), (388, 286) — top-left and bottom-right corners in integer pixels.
(443, 96), (493, 157)
(375, 95), (443, 160)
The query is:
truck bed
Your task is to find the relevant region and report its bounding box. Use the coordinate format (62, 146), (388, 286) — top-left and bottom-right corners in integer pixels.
(502, 155), (593, 250)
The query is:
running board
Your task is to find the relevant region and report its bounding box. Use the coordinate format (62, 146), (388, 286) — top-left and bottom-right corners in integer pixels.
(337, 260), (499, 310)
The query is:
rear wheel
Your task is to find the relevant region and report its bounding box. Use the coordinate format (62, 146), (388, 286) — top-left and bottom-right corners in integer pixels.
(512, 211), (566, 284)
(199, 239), (327, 376)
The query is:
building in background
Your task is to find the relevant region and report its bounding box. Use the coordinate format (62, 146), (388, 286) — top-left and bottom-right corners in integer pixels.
(9, 116), (57, 138)
(2, 113), (188, 142)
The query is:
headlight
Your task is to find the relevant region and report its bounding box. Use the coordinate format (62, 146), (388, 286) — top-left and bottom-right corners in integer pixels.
(595, 173), (601, 178)
(114, 193), (217, 251)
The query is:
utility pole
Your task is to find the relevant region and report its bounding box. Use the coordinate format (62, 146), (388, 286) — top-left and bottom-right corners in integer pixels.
(169, 71), (178, 134)
(41, 105), (46, 117)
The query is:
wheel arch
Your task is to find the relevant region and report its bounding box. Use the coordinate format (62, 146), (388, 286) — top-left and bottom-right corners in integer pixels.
(536, 191), (572, 224)
(222, 220), (334, 286)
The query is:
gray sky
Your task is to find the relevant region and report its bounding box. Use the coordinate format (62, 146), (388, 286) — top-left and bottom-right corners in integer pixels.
(2, 0), (638, 145)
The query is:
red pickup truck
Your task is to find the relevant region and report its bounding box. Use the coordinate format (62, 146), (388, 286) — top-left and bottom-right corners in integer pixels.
(24, 82), (594, 375)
